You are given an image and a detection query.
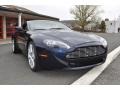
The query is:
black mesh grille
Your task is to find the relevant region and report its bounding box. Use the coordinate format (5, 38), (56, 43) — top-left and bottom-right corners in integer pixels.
(66, 46), (105, 59)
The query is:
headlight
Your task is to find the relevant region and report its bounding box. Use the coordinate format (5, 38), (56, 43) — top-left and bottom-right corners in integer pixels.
(100, 37), (107, 48)
(43, 39), (70, 49)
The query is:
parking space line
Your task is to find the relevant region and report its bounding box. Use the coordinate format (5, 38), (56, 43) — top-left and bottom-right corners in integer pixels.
(71, 46), (120, 85)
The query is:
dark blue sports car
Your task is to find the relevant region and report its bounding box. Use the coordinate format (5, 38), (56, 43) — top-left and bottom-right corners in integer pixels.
(12, 20), (107, 72)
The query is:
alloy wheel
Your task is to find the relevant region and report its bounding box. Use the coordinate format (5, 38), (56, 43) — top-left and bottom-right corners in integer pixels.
(28, 43), (36, 69)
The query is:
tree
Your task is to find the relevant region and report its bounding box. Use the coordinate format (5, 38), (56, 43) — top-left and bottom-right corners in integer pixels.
(99, 20), (106, 32)
(70, 5), (102, 30)
(94, 17), (102, 31)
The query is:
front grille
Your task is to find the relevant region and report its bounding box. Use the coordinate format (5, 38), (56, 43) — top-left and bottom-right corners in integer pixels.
(66, 46), (105, 59)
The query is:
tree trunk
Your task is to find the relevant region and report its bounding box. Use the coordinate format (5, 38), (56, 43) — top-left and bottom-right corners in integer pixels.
(81, 25), (85, 31)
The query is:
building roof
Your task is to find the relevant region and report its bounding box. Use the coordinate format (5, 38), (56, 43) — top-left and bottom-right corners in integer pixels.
(0, 5), (59, 20)
(61, 20), (79, 24)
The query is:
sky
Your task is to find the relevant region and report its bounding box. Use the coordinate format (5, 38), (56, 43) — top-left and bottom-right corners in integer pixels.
(1, 0), (120, 21)
(20, 5), (120, 21)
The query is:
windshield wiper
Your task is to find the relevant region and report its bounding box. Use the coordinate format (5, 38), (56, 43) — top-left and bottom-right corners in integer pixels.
(34, 29), (47, 30)
(49, 28), (65, 30)
(34, 28), (65, 31)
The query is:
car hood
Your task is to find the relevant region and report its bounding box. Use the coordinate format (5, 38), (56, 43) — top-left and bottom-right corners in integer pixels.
(33, 30), (101, 46)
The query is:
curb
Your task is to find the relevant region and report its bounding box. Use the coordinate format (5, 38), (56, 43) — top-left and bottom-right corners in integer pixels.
(0, 42), (11, 46)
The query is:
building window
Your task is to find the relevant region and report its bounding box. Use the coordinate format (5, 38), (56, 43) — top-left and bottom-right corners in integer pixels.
(6, 17), (18, 38)
(118, 28), (120, 32)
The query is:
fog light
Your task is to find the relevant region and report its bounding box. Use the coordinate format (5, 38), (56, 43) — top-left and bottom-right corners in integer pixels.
(66, 53), (75, 59)
(66, 54), (71, 58)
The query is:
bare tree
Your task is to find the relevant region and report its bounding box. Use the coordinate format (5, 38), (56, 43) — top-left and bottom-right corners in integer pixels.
(70, 5), (102, 30)
(99, 20), (106, 32)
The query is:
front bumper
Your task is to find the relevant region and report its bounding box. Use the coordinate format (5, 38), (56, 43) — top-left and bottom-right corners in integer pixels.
(56, 52), (107, 70)
(36, 46), (107, 69)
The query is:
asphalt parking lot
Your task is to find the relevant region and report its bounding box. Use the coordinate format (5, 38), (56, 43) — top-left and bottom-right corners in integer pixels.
(92, 54), (120, 85)
(0, 33), (120, 85)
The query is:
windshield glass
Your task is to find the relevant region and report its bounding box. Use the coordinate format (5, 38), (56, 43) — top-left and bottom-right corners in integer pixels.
(27, 20), (71, 31)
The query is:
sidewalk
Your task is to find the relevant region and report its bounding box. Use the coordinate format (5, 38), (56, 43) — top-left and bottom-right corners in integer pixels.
(0, 39), (11, 45)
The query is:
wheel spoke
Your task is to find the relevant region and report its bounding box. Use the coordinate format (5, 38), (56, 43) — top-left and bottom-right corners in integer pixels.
(28, 54), (33, 61)
(12, 40), (14, 52)
(30, 45), (33, 52)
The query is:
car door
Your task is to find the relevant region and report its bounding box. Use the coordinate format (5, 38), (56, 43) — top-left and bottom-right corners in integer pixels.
(16, 23), (30, 54)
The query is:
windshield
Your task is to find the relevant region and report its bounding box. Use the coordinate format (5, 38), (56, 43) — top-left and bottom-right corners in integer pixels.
(27, 20), (71, 31)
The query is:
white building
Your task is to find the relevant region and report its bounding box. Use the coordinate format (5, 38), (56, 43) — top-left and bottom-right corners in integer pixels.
(105, 17), (120, 33)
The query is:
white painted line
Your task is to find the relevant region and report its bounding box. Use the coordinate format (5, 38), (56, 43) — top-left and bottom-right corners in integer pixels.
(71, 46), (120, 85)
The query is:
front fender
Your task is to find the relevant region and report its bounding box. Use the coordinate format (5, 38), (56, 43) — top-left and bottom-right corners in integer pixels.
(30, 35), (47, 49)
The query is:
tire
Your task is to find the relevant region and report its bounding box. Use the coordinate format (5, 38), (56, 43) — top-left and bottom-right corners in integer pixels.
(12, 39), (20, 54)
(27, 41), (40, 72)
